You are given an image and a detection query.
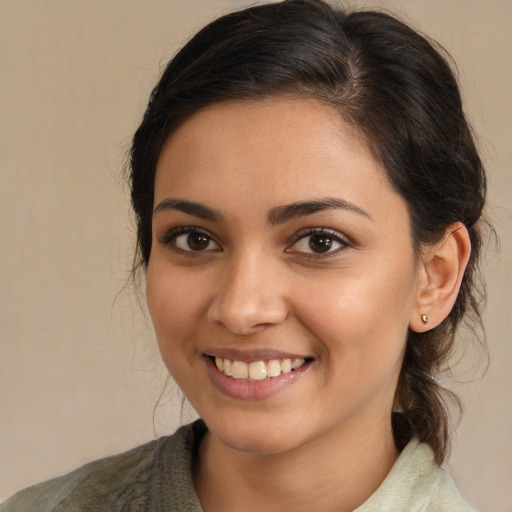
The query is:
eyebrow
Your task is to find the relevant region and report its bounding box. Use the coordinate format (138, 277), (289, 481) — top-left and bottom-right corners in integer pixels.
(153, 197), (372, 224)
(267, 198), (373, 225)
(153, 198), (224, 222)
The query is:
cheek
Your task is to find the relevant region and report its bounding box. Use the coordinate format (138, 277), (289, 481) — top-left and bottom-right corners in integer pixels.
(145, 260), (204, 358)
(294, 263), (416, 363)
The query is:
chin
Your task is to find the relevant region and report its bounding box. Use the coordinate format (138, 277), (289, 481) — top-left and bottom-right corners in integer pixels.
(204, 415), (307, 456)
(215, 432), (296, 456)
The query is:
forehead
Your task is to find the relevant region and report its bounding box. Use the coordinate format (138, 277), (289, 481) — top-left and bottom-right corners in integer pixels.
(154, 98), (400, 222)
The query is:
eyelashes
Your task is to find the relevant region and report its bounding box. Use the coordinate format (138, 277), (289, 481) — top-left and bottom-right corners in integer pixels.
(285, 228), (350, 257)
(159, 226), (221, 253)
(158, 226), (351, 258)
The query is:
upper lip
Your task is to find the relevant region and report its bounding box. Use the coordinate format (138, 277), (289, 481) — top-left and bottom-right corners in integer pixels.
(203, 347), (313, 363)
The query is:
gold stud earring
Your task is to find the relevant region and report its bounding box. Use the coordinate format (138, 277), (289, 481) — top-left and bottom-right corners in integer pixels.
(421, 314), (429, 325)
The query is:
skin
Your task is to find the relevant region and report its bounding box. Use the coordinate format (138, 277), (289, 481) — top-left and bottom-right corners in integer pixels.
(145, 98), (468, 511)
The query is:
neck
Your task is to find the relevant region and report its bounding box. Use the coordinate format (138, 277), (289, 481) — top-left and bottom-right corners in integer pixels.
(194, 415), (399, 512)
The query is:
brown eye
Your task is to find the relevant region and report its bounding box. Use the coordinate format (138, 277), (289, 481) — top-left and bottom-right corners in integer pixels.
(308, 234), (333, 253)
(286, 229), (349, 257)
(170, 229), (221, 252)
(187, 232), (210, 250)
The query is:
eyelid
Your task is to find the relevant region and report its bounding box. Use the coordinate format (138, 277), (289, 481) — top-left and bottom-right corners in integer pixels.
(158, 225), (350, 258)
(158, 225), (222, 252)
(285, 227), (351, 257)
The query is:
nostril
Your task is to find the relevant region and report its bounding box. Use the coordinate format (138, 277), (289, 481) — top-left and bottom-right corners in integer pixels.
(207, 302), (288, 335)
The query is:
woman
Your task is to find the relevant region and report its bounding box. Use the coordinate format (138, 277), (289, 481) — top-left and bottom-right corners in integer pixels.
(1, 0), (486, 510)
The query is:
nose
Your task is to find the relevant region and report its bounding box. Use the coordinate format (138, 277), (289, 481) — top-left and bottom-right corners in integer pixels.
(207, 250), (289, 336)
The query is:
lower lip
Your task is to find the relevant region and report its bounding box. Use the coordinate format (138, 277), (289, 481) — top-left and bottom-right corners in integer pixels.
(204, 357), (312, 400)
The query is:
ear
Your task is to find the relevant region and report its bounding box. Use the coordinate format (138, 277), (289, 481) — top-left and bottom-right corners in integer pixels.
(409, 222), (471, 332)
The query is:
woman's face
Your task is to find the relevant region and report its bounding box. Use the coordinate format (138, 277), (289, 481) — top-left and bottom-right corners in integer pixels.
(147, 99), (421, 455)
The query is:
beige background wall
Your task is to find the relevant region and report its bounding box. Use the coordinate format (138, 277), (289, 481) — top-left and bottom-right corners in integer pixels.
(0, 1), (510, 510)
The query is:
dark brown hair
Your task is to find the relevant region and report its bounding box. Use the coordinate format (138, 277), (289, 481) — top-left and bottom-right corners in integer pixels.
(129, 0), (486, 464)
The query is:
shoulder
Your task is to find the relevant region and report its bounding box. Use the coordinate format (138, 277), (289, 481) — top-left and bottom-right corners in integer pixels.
(0, 421), (206, 512)
(356, 439), (478, 512)
(0, 439), (160, 512)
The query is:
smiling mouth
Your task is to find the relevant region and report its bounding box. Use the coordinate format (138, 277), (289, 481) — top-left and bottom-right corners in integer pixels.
(211, 356), (311, 381)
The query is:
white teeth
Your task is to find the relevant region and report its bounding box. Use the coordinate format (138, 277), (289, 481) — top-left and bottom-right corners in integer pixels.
(249, 361), (267, 381)
(291, 358), (305, 369)
(231, 360), (248, 379)
(280, 359), (292, 374)
(214, 356), (307, 381)
(267, 359), (282, 377)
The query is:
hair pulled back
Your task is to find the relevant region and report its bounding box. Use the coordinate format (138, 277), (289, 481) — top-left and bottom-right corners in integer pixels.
(130, 0), (486, 464)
